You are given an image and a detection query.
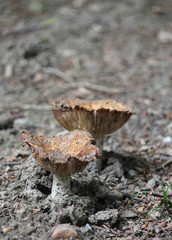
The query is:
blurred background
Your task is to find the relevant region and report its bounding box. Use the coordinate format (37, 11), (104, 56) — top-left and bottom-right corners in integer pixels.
(0, 0), (172, 141)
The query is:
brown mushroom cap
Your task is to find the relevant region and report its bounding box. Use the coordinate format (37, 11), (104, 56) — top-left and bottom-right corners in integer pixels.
(21, 130), (100, 176)
(52, 99), (134, 139)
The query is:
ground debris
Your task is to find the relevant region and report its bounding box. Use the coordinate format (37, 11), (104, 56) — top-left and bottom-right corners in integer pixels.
(51, 224), (78, 240)
(0, 112), (22, 129)
(19, 224), (36, 236)
(89, 209), (118, 227)
(120, 210), (137, 219)
(2, 224), (18, 233)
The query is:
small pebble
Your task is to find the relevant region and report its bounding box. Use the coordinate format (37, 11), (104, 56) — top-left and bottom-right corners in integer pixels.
(13, 118), (35, 129)
(151, 210), (161, 219)
(20, 224), (35, 236)
(127, 169), (137, 178)
(120, 210), (137, 218)
(85, 223), (92, 231)
(89, 209), (118, 226)
(51, 224), (78, 239)
(157, 31), (172, 43)
(159, 222), (167, 228)
(146, 178), (156, 189)
(2, 224), (17, 233)
(133, 224), (141, 235)
(4, 64), (13, 78)
(162, 136), (172, 143)
(117, 183), (125, 190)
(147, 223), (154, 232)
(28, 1), (43, 13)
(166, 148), (172, 156)
(154, 225), (160, 233)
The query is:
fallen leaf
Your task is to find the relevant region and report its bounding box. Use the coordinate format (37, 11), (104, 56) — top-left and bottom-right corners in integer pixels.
(137, 206), (145, 213)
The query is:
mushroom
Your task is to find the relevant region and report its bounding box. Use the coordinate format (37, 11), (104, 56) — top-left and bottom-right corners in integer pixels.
(51, 99), (134, 170)
(21, 130), (100, 198)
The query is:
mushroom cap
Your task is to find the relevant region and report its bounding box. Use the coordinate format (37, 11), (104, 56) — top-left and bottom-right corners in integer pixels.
(52, 99), (134, 139)
(21, 130), (100, 176)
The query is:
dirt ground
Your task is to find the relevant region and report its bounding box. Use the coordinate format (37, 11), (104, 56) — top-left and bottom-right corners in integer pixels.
(0, 0), (172, 239)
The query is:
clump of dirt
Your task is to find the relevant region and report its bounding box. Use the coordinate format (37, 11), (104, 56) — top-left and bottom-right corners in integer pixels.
(1, 150), (147, 239)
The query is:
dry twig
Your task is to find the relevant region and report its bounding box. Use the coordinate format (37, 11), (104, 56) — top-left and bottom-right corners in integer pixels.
(44, 67), (74, 83)
(46, 209), (60, 240)
(0, 104), (50, 112)
(30, 82), (129, 103)
(156, 159), (172, 170)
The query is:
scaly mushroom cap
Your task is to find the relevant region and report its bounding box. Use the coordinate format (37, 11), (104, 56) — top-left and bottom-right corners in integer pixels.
(52, 99), (134, 139)
(21, 130), (100, 176)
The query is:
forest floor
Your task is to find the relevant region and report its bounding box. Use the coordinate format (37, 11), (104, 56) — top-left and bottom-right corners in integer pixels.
(0, 0), (172, 239)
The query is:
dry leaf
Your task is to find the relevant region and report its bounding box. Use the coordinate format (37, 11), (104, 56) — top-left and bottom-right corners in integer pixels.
(137, 206), (145, 213)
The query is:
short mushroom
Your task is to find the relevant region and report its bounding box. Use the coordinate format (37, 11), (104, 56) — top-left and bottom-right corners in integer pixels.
(52, 99), (134, 170)
(21, 130), (100, 198)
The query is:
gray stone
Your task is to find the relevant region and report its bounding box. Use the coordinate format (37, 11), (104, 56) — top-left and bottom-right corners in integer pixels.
(102, 158), (124, 179)
(85, 223), (92, 232)
(13, 118), (35, 129)
(89, 209), (118, 227)
(120, 210), (137, 218)
(162, 136), (172, 144)
(157, 31), (172, 43)
(155, 225), (160, 234)
(20, 224), (36, 236)
(146, 178), (156, 189)
(134, 224), (142, 235)
(117, 183), (126, 190)
(127, 169), (137, 178)
(95, 184), (123, 200)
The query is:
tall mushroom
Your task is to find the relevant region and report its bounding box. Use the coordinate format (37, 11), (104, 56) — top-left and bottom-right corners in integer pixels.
(21, 130), (100, 198)
(51, 99), (134, 170)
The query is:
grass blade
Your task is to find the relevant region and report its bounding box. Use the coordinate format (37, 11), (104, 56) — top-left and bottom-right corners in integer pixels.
(163, 183), (172, 208)
(154, 177), (166, 196)
(166, 183), (172, 196)
(130, 191), (150, 204)
(137, 177), (153, 185)
(41, 18), (56, 26)
(146, 205), (162, 219)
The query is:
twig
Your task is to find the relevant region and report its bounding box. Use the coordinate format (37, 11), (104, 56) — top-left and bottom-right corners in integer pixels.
(78, 82), (128, 93)
(1, 25), (47, 37)
(156, 159), (172, 170)
(92, 225), (104, 230)
(139, 189), (172, 198)
(8, 209), (15, 222)
(44, 67), (74, 83)
(1, 162), (21, 166)
(0, 82), (130, 108)
(46, 209), (60, 240)
(0, 104), (50, 112)
(30, 82), (129, 103)
(154, 155), (172, 161)
(151, 192), (172, 198)
(162, 159), (172, 167)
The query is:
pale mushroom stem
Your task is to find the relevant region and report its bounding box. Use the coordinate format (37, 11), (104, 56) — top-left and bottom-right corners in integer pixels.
(96, 139), (104, 172)
(51, 174), (72, 198)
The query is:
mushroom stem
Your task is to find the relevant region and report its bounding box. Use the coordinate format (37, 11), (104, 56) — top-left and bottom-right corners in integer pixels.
(96, 139), (104, 172)
(51, 174), (71, 198)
